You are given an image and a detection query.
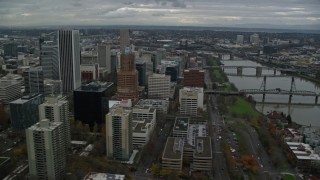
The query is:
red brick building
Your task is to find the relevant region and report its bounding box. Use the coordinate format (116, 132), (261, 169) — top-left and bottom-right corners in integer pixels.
(183, 69), (204, 88)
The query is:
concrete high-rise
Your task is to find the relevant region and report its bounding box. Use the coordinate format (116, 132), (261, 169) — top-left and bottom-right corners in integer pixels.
(179, 87), (204, 116)
(0, 80), (22, 103)
(120, 29), (130, 52)
(39, 96), (70, 148)
(106, 105), (132, 160)
(116, 49), (138, 101)
(148, 74), (171, 99)
(98, 45), (111, 73)
(26, 119), (66, 180)
(24, 67), (44, 94)
(58, 30), (81, 93)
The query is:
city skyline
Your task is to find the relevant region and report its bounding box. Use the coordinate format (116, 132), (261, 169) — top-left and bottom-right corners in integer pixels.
(0, 0), (319, 30)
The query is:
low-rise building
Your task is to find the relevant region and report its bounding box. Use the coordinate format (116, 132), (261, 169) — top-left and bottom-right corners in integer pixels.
(0, 80), (22, 103)
(135, 99), (169, 117)
(132, 119), (152, 148)
(192, 137), (212, 171)
(162, 137), (184, 170)
(83, 172), (125, 180)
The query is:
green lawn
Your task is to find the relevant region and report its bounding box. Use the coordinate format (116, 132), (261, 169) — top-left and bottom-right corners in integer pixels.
(228, 98), (260, 118)
(282, 173), (296, 180)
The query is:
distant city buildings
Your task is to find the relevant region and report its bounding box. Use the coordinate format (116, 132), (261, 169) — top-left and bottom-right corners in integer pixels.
(105, 105), (132, 160)
(236, 35), (244, 44)
(26, 119), (66, 180)
(80, 63), (99, 82)
(250, 33), (260, 45)
(10, 94), (44, 130)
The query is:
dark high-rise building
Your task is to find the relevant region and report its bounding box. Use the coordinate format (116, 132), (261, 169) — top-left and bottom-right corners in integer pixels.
(183, 69), (205, 88)
(10, 94), (44, 130)
(165, 66), (178, 82)
(74, 82), (113, 129)
(4, 43), (18, 57)
(24, 67), (44, 94)
(135, 59), (146, 86)
(58, 30), (81, 93)
(117, 49), (138, 101)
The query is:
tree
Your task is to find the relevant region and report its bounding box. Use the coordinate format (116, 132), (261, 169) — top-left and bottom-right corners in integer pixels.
(150, 163), (161, 176)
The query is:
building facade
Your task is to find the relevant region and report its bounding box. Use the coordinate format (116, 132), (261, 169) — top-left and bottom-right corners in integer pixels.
(116, 50), (138, 101)
(80, 64), (99, 82)
(10, 94), (44, 130)
(105, 106), (132, 160)
(58, 30), (81, 93)
(120, 29), (130, 52)
(0, 80), (22, 103)
(236, 35), (244, 44)
(26, 119), (66, 180)
(148, 74), (170, 99)
(40, 33), (59, 80)
(183, 69), (204, 88)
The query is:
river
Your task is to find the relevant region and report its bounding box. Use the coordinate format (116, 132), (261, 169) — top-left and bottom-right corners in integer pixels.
(221, 59), (320, 127)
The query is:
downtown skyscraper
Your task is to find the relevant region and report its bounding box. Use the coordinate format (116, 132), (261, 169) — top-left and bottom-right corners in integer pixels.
(58, 30), (81, 93)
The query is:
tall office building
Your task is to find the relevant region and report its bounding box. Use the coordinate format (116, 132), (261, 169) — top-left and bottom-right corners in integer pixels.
(179, 87), (204, 116)
(116, 48), (138, 101)
(10, 94), (44, 130)
(120, 29), (130, 52)
(26, 119), (66, 180)
(106, 106), (132, 160)
(39, 96), (70, 148)
(135, 59), (146, 86)
(40, 32), (59, 80)
(236, 35), (244, 44)
(58, 30), (81, 93)
(148, 74), (171, 99)
(98, 45), (111, 73)
(24, 67), (44, 94)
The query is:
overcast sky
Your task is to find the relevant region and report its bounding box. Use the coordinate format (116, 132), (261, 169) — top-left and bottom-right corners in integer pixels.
(0, 0), (319, 28)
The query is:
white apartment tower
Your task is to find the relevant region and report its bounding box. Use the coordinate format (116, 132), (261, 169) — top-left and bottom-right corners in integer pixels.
(148, 74), (171, 99)
(179, 87), (204, 116)
(58, 30), (81, 93)
(106, 106), (132, 160)
(38, 96), (70, 148)
(26, 119), (66, 180)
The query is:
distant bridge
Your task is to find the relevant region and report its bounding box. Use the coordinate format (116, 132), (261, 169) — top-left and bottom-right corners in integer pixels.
(224, 73), (288, 77)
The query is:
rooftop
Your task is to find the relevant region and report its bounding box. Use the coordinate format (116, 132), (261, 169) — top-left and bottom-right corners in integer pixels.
(28, 119), (62, 132)
(10, 93), (42, 104)
(132, 106), (156, 114)
(132, 119), (152, 133)
(83, 172), (125, 180)
(187, 124), (207, 146)
(173, 117), (189, 132)
(194, 137), (212, 158)
(162, 137), (184, 160)
(75, 82), (113, 92)
(136, 99), (168, 109)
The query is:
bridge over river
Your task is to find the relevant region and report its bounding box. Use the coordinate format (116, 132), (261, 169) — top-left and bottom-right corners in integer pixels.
(205, 76), (319, 104)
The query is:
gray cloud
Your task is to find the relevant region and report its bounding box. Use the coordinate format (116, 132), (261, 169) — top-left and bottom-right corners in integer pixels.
(0, 0), (319, 28)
